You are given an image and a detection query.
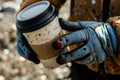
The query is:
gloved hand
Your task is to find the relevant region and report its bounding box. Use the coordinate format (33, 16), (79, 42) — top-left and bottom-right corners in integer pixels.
(52, 18), (117, 65)
(17, 31), (40, 64)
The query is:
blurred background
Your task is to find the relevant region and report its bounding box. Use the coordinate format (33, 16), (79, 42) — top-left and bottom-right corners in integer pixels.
(0, 0), (71, 80)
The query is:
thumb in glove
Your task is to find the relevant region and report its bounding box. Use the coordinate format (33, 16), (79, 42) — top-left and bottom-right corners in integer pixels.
(17, 31), (40, 64)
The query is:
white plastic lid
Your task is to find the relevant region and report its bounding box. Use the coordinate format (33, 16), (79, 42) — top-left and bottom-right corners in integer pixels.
(17, 1), (50, 21)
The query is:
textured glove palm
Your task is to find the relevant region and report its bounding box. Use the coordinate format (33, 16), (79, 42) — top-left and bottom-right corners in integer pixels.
(52, 18), (117, 65)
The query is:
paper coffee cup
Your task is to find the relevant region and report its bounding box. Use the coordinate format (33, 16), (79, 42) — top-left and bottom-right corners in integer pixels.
(16, 1), (66, 69)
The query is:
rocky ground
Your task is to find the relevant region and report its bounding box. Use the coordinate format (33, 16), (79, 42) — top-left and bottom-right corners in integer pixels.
(0, 0), (71, 80)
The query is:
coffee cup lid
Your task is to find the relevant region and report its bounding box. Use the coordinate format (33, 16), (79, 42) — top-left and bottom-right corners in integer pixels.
(17, 1), (50, 21)
(16, 1), (57, 33)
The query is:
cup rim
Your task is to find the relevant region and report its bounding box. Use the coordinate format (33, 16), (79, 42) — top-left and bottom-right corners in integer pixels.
(17, 1), (50, 21)
(16, 1), (58, 33)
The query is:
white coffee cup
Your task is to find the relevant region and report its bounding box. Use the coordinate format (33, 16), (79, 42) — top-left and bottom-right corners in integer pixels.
(16, 1), (66, 69)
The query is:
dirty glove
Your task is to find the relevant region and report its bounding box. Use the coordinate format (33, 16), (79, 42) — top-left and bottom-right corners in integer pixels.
(52, 18), (117, 65)
(17, 31), (40, 64)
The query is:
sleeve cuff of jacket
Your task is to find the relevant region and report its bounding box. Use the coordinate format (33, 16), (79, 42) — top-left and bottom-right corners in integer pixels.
(107, 16), (120, 54)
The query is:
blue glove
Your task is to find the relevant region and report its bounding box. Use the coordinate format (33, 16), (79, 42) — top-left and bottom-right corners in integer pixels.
(17, 31), (40, 64)
(52, 18), (117, 65)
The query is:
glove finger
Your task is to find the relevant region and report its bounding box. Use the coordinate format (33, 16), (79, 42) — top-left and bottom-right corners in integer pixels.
(17, 43), (26, 58)
(17, 31), (29, 56)
(76, 54), (96, 64)
(78, 21), (103, 29)
(17, 39), (40, 64)
(27, 52), (40, 64)
(17, 31), (31, 55)
(17, 31), (40, 64)
(56, 44), (92, 64)
(52, 29), (88, 49)
(95, 49), (106, 63)
(59, 18), (101, 31)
